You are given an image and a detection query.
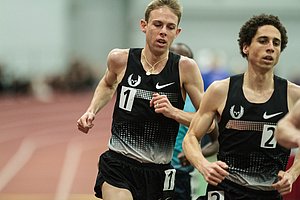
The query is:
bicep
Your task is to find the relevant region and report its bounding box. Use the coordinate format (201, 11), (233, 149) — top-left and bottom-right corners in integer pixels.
(188, 89), (219, 140)
(102, 68), (118, 88)
(103, 49), (127, 88)
(188, 80), (228, 140)
(189, 108), (215, 141)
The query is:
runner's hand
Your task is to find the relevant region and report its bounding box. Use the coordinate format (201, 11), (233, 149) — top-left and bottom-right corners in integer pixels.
(77, 112), (95, 134)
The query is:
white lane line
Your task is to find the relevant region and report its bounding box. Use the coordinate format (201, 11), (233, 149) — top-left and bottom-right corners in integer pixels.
(0, 139), (36, 191)
(54, 140), (83, 200)
(0, 129), (74, 192)
(0, 113), (75, 136)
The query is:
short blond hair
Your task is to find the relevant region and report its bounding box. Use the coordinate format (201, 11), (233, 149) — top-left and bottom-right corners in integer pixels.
(144, 0), (182, 25)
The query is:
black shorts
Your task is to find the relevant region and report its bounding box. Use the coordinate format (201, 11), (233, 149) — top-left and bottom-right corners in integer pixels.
(94, 150), (176, 200)
(197, 178), (282, 200)
(174, 169), (192, 200)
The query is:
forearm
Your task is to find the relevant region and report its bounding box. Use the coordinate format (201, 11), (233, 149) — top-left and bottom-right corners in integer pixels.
(183, 133), (208, 171)
(288, 149), (300, 183)
(86, 79), (116, 114)
(173, 109), (195, 127)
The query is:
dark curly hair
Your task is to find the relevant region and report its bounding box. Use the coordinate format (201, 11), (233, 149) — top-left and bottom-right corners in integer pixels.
(238, 14), (288, 58)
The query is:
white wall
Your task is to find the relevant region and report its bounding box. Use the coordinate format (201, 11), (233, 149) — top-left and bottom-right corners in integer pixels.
(68, 0), (128, 73)
(0, 0), (69, 79)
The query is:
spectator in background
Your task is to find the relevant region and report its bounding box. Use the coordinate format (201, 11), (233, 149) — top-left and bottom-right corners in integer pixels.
(0, 58), (97, 99)
(170, 43), (219, 200)
(0, 63), (31, 96)
(64, 58), (96, 91)
(200, 50), (230, 91)
(47, 58), (97, 92)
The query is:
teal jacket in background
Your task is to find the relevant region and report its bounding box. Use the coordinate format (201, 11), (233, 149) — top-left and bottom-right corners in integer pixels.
(171, 95), (195, 173)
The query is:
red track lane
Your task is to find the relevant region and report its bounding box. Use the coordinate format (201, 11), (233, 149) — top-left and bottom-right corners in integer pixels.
(0, 92), (113, 200)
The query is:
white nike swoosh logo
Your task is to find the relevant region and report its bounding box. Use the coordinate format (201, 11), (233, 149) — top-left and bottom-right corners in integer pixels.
(263, 111), (283, 119)
(157, 198), (172, 200)
(156, 82), (175, 89)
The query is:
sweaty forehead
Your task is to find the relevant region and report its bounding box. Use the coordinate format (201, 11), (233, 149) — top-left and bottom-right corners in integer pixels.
(148, 6), (179, 24)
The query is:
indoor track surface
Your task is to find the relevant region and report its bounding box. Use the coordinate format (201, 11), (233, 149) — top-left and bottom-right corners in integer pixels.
(0, 92), (112, 200)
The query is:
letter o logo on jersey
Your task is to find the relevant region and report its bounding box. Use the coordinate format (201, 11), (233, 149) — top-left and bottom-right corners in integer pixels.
(230, 105), (244, 119)
(127, 74), (141, 87)
(208, 191), (224, 200)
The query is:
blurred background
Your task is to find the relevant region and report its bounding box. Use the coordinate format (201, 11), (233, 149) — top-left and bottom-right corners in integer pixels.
(0, 0), (299, 200)
(0, 0), (300, 93)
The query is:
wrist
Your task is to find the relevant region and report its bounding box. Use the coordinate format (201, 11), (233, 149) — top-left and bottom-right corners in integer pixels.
(195, 157), (209, 172)
(173, 108), (180, 121)
(86, 111), (96, 116)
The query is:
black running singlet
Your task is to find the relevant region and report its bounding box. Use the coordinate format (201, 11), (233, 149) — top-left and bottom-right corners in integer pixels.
(108, 48), (184, 164)
(218, 74), (290, 190)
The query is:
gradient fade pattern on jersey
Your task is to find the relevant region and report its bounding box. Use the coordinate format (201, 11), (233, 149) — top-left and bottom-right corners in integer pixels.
(218, 74), (290, 190)
(134, 88), (179, 103)
(110, 119), (179, 163)
(109, 48), (184, 164)
(226, 120), (276, 131)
